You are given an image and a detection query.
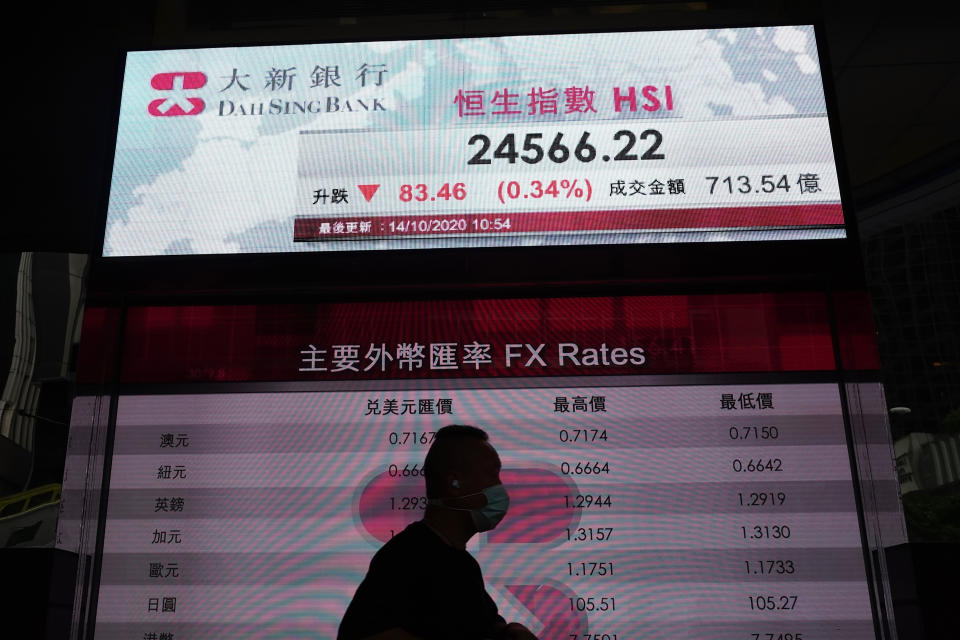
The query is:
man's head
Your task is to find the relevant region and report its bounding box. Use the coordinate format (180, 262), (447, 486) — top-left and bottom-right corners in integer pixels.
(423, 424), (502, 501)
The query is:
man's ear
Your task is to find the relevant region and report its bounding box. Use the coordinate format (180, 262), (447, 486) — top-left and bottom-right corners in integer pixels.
(444, 473), (460, 492)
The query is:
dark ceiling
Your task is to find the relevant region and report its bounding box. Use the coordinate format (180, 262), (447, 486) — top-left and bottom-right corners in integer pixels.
(9, 0), (958, 253)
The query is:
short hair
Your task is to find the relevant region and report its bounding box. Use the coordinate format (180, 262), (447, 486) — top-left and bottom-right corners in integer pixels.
(423, 425), (489, 498)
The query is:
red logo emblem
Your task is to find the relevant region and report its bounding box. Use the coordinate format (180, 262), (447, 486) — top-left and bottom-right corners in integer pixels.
(148, 72), (207, 117)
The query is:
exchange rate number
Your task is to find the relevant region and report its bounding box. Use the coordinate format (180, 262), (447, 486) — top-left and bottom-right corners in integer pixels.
(559, 428), (607, 443)
(738, 492), (787, 507)
(568, 562), (615, 577)
(388, 464), (423, 477)
(729, 426), (779, 440)
(561, 461), (611, 475)
(565, 494), (613, 509)
(569, 596), (616, 612)
(733, 458), (783, 473)
(744, 560), (796, 575)
(567, 527), (614, 542)
(389, 496), (427, 510)
(388, 431), (436, 446)
(748, 595), (798, 611)
(742, 525), (792, 540)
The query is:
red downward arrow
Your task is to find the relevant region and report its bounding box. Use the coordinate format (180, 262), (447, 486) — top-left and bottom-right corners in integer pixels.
(358, 184), (380, 202)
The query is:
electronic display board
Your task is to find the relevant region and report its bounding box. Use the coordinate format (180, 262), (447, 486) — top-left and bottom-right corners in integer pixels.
(59, 294), (901, 639)
(103, 26), (845, 256)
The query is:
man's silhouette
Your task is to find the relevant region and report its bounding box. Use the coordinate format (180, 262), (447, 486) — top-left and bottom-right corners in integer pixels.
(338, 424), (538, 640)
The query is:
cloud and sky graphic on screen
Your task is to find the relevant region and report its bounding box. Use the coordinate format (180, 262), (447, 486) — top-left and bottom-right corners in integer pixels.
(103, 26), (822, 257)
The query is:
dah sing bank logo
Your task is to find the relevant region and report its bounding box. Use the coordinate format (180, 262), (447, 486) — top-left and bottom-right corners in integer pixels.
(148, 72), (207, 116)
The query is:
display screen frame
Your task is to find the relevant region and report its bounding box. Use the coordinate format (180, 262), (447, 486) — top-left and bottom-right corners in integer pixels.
(63, 291), (899, 640)
(68, 374), (895, 640)
(87, 20), (866, 301)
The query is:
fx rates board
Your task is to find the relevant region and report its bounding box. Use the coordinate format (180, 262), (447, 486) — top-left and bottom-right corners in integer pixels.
(91, 382), (878, 639)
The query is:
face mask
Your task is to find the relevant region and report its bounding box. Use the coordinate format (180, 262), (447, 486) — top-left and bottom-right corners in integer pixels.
(430, 484), (510, 532)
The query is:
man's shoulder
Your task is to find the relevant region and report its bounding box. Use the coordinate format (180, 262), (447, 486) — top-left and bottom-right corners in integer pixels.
(371, 521), (436, 565)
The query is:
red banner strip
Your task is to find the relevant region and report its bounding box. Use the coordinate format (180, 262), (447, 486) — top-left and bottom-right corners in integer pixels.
(293, 204), (843, 242)
(71, 293), (847, 384)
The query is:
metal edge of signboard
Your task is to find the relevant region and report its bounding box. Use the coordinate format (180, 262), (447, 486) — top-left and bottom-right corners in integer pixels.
(82, 266), (854, 312)
(812, 22), (868, 255)
(78, 306), (126, 640)
(825, 290), (892, 640)
(66, 393), (110, 640)
(91, 49), (131, 264)
(816, 18), (890, 634)
(116, 18), (827, 57)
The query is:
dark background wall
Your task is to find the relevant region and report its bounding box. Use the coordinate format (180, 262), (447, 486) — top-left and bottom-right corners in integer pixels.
(3, 1), (957, 638)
